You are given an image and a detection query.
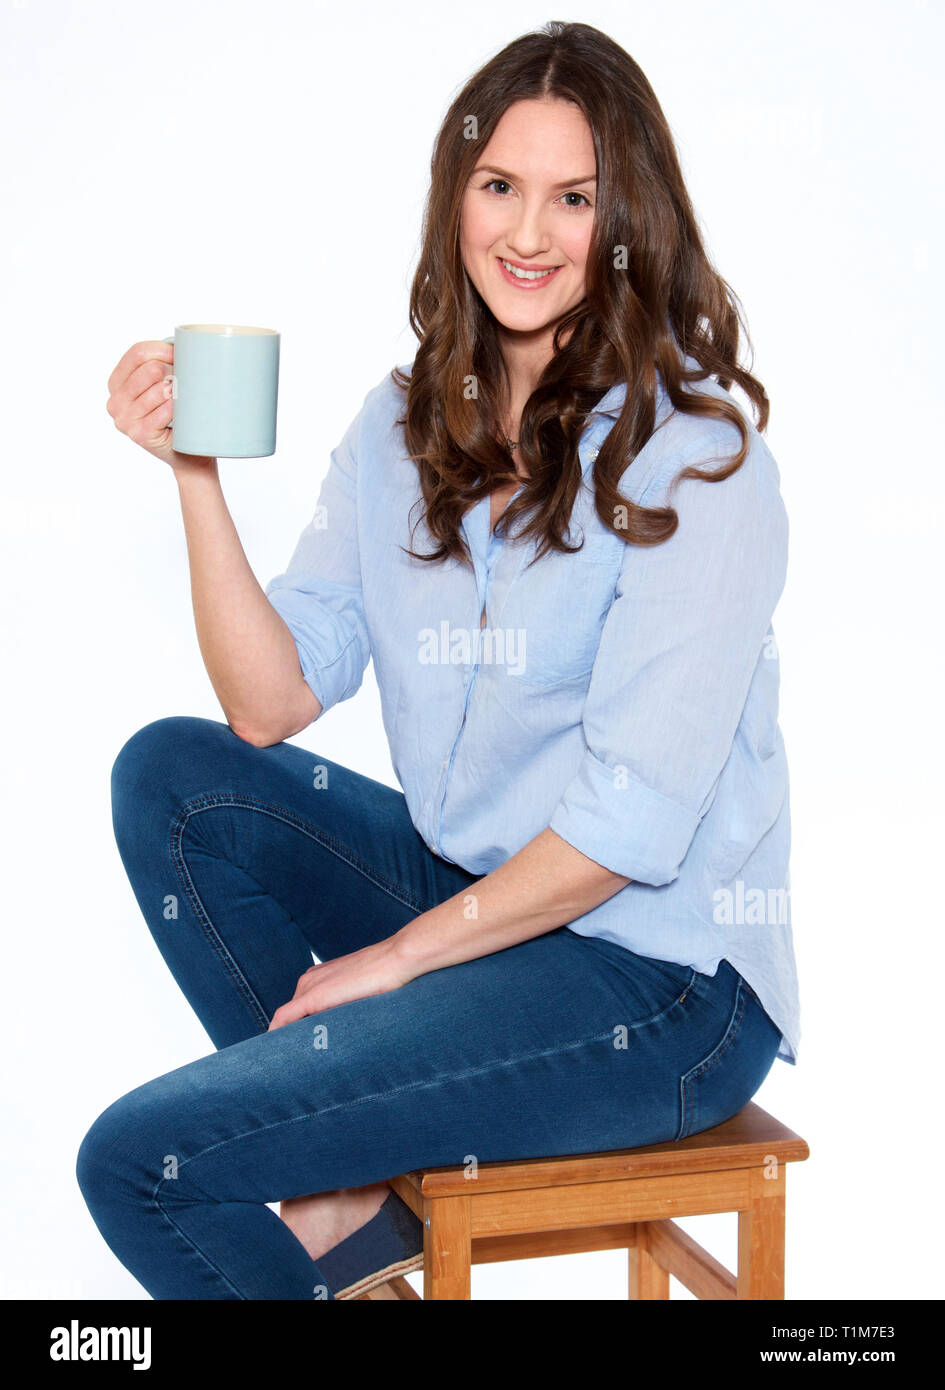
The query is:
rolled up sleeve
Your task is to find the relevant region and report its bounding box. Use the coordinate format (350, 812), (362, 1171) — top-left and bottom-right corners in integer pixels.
(548, 429), (788, 886)
(264, 402), (371, 717)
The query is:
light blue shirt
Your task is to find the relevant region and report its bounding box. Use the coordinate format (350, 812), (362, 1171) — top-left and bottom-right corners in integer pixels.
(265, 350), (800, 1064)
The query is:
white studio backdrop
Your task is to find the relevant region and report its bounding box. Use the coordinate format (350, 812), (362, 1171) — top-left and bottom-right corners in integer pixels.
(1, 0), (942, 1300)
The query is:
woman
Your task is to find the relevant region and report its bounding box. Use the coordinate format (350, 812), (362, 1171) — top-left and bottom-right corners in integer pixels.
(78, 20), (799, 1300)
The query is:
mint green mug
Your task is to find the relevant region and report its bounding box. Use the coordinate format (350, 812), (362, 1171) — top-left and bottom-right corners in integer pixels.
(162, 324), (280, 458)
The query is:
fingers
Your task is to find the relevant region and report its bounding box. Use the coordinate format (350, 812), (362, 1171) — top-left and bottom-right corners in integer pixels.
(269, 970), (329, 1028)
(107, 355), (170, 418)
(267, 997), (309, 1031)
(293, 964), (321, 998)
(107, 339), (173, 398)
(106, 342), (175, 443)
(110, 373), (174, 444)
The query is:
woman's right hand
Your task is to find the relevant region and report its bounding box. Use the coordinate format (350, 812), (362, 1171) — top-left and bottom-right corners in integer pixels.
(106, 340), (216, 473)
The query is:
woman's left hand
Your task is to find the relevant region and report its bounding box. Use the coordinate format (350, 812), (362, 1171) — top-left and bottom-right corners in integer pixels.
(267, 936), (415, 1031)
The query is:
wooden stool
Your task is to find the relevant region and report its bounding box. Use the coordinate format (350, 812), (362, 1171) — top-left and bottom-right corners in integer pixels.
(361, 1101), (809, 1300)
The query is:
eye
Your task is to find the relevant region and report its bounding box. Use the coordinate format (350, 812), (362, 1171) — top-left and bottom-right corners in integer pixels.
(481, 180), (592, 209)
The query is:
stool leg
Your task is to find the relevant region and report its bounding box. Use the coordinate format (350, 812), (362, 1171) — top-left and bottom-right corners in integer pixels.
(628, 1221), (670, 1299)
(737, 1163), (786, 1299)
(423, 1195), (472, 1300)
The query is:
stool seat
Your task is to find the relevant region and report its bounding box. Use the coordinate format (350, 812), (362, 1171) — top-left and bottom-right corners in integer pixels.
(363, 1101), (809, 1300)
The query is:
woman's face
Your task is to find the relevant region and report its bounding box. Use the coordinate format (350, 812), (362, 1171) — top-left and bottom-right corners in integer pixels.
(460, 97), (596, 343)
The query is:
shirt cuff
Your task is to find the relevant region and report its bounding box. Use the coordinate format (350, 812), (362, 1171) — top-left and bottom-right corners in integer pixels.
(265, 586), (361, 717)
(548, 748), (701, 886)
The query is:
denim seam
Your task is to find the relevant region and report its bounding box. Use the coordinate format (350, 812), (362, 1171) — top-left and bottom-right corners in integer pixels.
(172, 793), (429, 915)
(590, 957), (697, 1035)
(676, 977), (747, 1142)
(155, 984), (696, 1187)
(170, 802), (272, 1033)
(169, 793), (432, 1032)
(149, 1193), (250, 1300)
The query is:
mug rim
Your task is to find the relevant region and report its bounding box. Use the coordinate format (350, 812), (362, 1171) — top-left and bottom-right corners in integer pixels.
(175, 324), (278, 336)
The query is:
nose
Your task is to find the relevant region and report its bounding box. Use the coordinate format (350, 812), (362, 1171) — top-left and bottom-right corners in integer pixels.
(503, 199), (554, 261)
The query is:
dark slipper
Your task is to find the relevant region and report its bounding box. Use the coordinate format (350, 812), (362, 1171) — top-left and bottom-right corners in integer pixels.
(316, 1188), (424, 1299)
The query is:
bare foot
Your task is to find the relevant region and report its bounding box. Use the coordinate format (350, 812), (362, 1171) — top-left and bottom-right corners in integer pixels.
(280, 1181), (392, 1261)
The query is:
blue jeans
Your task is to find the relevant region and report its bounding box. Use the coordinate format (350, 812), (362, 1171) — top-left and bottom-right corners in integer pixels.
(76, 716), (782, 1299)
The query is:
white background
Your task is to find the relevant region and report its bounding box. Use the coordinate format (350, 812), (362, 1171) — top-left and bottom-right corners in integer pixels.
(1, 0), (942, 1301)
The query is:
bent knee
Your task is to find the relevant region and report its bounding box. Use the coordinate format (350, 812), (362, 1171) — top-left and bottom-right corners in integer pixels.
(112, 716), (227, 788)
(76, 1093), (150, 1212)
(110, 716), (240, 826)
(76, 1084), (197, 1214)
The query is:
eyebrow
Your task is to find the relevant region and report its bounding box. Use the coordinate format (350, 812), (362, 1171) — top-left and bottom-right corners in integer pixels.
(472, 165), (597, 189)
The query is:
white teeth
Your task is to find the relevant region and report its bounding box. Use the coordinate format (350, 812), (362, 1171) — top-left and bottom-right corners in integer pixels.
(500, 259), (558, 280)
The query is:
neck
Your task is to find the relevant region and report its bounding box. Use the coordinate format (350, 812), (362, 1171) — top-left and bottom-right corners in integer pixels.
(497, 322), (554, 401)
(497, 313), (575, 400)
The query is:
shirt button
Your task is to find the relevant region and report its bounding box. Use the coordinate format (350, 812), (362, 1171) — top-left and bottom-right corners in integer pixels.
(442, 758), (448, 769)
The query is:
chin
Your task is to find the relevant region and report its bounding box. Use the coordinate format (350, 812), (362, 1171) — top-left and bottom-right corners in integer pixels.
(492, 311), (558, 333)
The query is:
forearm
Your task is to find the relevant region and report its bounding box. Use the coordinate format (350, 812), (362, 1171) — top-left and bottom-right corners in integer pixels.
(391, 827), (632, 976)
(174, 462), (321, 742)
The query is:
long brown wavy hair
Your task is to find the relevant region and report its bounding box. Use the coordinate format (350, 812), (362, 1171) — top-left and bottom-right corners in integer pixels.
(392, 19), (769, 570)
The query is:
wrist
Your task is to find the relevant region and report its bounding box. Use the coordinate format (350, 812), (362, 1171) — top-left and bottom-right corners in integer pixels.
(388, 911), (439, 980)
(172, 455), (220, 486)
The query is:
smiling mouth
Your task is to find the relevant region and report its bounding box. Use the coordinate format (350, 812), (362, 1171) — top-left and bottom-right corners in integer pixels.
(496, 257), (564, 287)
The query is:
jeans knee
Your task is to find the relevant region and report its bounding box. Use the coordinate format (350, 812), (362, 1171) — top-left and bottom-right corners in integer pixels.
(75, 1093), (147, 1219)
(111, 716), (218, 793)
(110, 716), (237, 838)
(76, 1084), (200, 1222)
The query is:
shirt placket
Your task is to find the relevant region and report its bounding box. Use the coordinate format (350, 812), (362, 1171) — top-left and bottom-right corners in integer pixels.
(426, 493), (525, 856)
(425, 433), (603, 859)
